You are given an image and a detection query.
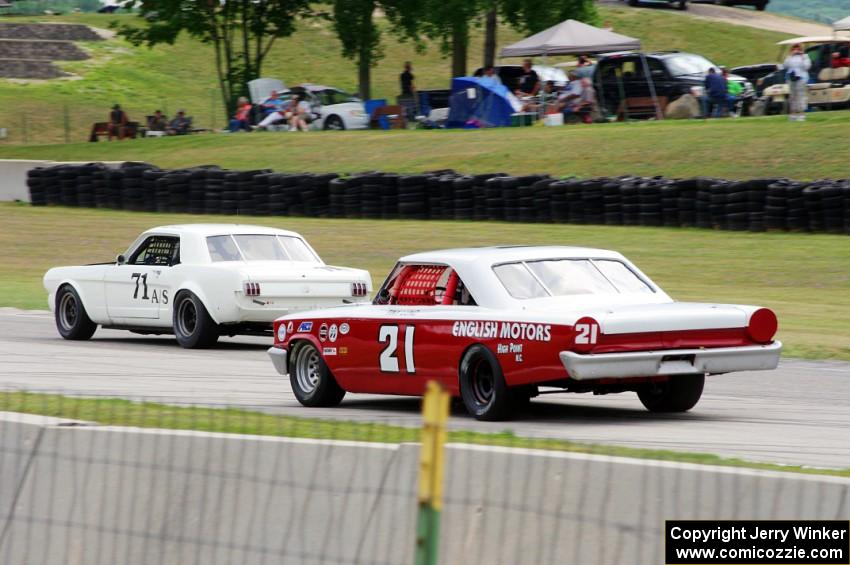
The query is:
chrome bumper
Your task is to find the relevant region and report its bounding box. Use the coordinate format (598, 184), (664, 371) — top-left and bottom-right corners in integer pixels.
(560, 341), (782, 381)
(267, 346), (289, 376)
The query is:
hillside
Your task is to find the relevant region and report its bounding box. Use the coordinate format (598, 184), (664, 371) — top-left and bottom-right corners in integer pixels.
(0, 6), (791, 144)
(768, 0), (850, 24)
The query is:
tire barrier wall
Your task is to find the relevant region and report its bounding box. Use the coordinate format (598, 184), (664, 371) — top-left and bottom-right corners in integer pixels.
(2, 413), (848, 565)
(26, 162), (850, 235)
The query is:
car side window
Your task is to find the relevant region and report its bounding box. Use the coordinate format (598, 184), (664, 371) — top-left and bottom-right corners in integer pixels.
(375, 264), (477, 306)
(129, 236), (180, 266)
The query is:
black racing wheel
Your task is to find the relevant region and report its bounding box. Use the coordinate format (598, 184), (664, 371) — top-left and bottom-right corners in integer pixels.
(55, 284), (97, 340)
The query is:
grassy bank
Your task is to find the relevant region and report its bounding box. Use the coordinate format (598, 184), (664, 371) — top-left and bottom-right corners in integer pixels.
(2, 203), (848, 360)
(3, 109), (850, 179)
(2, 391), (847, 476)
(0, 6), (791, 144)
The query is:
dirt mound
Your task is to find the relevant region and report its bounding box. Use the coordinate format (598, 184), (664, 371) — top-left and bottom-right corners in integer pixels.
(0, 23), (103, 41)
(0, 59), (69, 79)
(0, 40), (88, 61)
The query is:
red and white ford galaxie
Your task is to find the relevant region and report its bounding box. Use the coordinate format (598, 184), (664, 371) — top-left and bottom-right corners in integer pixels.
(268, 246), (781, 420)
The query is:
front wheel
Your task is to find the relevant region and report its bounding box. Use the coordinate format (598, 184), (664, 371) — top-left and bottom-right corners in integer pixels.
(289, 342), (346, 407)
(172, 291), (219, 348)
(55, 285), (97, 340)
(637, 374), (705, 412)
(676, 0), (687, 10)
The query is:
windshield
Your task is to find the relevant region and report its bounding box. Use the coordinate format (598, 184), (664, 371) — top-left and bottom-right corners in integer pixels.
(664, 54), (716, 77)
(493, 259), (654, 299)
(206, 235), (320, 263)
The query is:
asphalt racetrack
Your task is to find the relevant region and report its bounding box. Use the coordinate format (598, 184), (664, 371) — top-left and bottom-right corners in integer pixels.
(2, 309), (848, 469)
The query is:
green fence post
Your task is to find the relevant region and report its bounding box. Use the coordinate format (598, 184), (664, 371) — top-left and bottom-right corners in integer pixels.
(414, 381), (450, 565)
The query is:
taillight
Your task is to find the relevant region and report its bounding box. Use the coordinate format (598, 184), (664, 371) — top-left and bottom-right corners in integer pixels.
(747, 308), (777, 344)
(351, 282), (368, 297)
(244, 281), (261, 296)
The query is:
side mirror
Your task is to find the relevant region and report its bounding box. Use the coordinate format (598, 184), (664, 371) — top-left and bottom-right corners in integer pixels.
(116, 254), (126, 265)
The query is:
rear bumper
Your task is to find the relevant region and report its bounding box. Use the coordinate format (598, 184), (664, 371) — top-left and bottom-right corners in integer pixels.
(560, 341), (782, 381)
(267, 346), (289, 376)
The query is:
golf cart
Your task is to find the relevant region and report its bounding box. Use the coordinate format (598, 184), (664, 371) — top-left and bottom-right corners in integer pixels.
(756, 36), (850, 115)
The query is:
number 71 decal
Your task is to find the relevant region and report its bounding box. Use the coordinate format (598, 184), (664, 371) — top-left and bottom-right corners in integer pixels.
(379, 325), (416, 374)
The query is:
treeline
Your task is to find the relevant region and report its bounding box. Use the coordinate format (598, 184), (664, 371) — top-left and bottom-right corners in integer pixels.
(117, 0), (596, 120)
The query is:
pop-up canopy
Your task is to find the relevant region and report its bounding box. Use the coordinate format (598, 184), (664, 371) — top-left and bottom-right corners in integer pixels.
(834, 16), (850, 32)
(499, 19), (641, 58)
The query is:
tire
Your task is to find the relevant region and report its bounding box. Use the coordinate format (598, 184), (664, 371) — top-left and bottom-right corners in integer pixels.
(172, 291), (219, 348)
(459, 345), (515, 421)
(323, 115), (345, 131)
(289, 342), (346, 407)
(637, 374), (705, 413)
(55, 285), (97, 340)
(756, 1), (766, 10)
(628, 0), (638, 5)
(676, 0), (687, 10)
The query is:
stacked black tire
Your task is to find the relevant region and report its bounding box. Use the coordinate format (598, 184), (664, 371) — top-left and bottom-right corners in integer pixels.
(24, 163), (850, 235)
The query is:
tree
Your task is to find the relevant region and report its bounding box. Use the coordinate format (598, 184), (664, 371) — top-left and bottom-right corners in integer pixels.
(116, 0), (312, 119)
(331, 0), (423, 101)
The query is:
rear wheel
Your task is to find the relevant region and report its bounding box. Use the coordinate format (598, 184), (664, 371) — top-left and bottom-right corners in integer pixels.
(323, 115), (345, 131)
(289, 342), (346, 407)
(173, 291), (219, 348)
(628, 0), (638, 5)
(55, 285), (97, 340)
(637, 374), (705, 412)
(459, 345), (521, 421)
(676, 0), (687, 10)
(756, 1), (766, 10)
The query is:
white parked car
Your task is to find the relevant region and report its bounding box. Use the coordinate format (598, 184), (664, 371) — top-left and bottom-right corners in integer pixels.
(287, 84), (369, 130)
(44, 224), (372, 348)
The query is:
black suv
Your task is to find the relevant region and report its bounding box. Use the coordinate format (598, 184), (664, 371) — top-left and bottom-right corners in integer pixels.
(621, 0), (688, 10)
(694, 0), (768, 10)
(591, 51), (754, 117)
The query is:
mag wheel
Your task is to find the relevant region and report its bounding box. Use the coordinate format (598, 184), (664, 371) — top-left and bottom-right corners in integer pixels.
(459, 345), (515, 421)
(173, 291), (219, 348)
(289, 342), (346, 407)
(55, 285), (97, 340)
(323, 115), (345, 131)
(637, 374), (705, 413)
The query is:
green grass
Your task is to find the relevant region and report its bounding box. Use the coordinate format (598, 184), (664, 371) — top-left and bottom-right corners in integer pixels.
(2, 391), (847, 476)
(2, 203), (848, 361)
(5, 109), (850, 179)
(0, 6), (791, 144)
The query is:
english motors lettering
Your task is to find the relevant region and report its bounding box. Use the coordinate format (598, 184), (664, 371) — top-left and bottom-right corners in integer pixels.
(451, 321), (551, 342)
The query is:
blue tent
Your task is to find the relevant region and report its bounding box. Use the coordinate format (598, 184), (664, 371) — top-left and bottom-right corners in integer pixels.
(447, 77), (522, 128)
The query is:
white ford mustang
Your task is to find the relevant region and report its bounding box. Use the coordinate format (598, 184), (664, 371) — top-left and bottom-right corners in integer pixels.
(43, 224), (372, 348)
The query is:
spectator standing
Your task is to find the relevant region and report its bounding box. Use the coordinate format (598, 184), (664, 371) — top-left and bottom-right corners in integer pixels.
(516, 59), (540, 97)
(229, 96), (252, 132)
(479, 66), (502, 88)
(167, 110), (191, 135)
(108, 104), (128, 141)
(399, 62), (417, 120)
(703, 67), (727, 118)
(723, 68), (743, 116)
(783, 43), (811, 122)
(574, 54), (595, 79)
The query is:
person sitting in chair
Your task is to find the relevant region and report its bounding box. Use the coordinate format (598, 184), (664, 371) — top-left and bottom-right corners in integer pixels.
(557, 73), (597, 124)
(167, 110), (191, 135)
(148, 110), (167, 132)
(108, 104), (129, 141)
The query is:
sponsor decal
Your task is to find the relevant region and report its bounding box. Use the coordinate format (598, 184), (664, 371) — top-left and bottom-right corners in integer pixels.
(497, 342), (524, 362)
(451, 321), (551, 342)
(339, 322), (350, 335)
(298, 321), (313, 332)
(339, 346), (348, 355)
(286, 321), (294, 334)
(318, 323), (329, 342)
(328, 324), (338, 343)
(323, 347), (337, 356)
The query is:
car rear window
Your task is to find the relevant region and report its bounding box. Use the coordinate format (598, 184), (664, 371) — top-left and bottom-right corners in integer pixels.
(494, 259), (653, 299)
(206, 235), (320, 263)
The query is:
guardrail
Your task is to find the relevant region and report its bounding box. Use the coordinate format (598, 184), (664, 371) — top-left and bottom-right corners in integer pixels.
(1, 390), (849, 565)
(26, 162), (850, 234)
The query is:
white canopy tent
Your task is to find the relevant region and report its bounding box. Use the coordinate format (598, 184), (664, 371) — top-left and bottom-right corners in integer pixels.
(499, 19), (640, 57)
(499, 20), (662, 120)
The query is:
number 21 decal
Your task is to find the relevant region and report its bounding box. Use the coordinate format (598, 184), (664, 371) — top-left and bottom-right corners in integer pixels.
(378, 325), (416, 374)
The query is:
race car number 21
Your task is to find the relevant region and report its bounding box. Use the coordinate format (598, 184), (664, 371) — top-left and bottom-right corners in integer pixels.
(378, 325), (416, 374)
